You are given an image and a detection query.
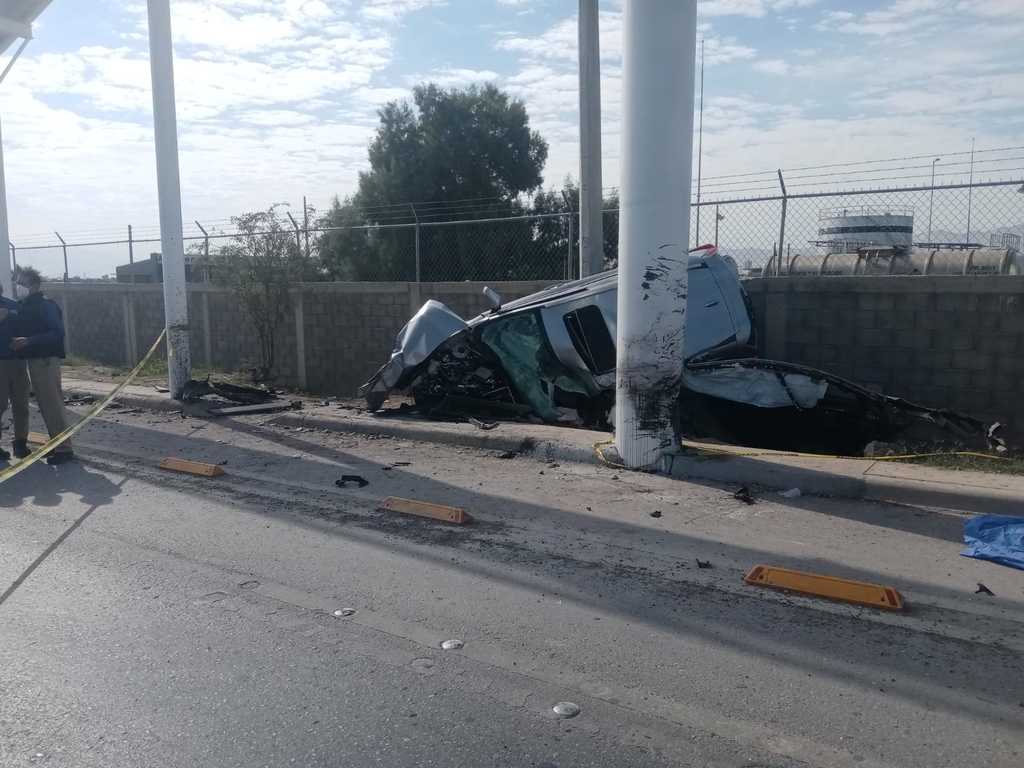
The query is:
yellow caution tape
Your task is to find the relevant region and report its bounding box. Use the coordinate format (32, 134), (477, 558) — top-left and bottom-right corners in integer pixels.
(592, 437), (1009, 469)
(0, 329), (167, 484)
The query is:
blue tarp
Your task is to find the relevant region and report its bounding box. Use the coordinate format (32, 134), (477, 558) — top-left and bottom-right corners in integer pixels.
(961, 515), (1024, 571)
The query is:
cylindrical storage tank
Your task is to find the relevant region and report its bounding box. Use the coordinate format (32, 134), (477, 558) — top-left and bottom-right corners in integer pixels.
(787, 253), (826, 276)
(817, 206), (914, 253)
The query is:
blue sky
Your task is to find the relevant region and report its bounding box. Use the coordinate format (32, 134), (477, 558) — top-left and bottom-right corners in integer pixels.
(3, 0), (1023, 275)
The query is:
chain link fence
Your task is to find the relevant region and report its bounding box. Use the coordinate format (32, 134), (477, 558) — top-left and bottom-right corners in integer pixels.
(13, 179), (1024, 282)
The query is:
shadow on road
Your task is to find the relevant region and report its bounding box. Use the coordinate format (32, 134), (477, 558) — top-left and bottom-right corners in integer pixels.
(60, 412), (1024, 726)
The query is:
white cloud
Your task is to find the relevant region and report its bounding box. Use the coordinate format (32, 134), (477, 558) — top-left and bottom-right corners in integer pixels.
(753, 58), (789, 75)
(408, 67), (500, 88)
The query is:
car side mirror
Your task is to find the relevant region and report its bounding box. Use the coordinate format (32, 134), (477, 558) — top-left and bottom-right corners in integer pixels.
(483, 286), (503, 311)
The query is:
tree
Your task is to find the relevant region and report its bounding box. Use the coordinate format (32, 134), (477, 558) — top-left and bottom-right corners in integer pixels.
(318, 83), (548, 281)
(210, 206), (316, 381)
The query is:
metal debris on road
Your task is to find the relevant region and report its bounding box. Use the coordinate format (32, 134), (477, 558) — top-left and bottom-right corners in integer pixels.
(468, 417), (499, 430)
(733, 486), (755, 505)
(336, 475), (369, 488)
(696, 559), (713, 569)
(333, 608), (356, 617)
(208, 401), (302, 417)
(975, 583), (995, 596)
(440, 639), (464, 650)
(552, 701), (581, 718)
(649, 510), (662, 518)
(778, 488), (802, 499)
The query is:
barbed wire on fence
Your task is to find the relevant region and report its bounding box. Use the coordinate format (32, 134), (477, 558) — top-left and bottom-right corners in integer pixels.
(10, 164), (1024, 282)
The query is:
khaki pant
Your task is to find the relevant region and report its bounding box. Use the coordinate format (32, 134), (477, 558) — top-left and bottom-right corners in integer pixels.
(27, 357), (71, 452)
(0, 358), (30, 442)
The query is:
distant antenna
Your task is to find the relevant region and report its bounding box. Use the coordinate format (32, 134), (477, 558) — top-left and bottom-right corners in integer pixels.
(694, 37), (705, 247)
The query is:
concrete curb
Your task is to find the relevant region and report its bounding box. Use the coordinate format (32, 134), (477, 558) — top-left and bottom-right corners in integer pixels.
(64, 380), (1022, 514)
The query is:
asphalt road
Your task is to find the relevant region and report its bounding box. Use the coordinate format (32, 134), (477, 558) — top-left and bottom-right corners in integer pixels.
(1, 406), (1022, 767)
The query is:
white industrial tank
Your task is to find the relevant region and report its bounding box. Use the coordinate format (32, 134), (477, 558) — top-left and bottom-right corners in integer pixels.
(817, 206), (914, 254)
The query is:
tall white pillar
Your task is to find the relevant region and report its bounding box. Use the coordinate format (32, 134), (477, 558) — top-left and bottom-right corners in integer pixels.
(146, 0), (191, 396)
(0, 115), (12, 295)
(577, 0), (604, 277)
(613, 0), (697, 469)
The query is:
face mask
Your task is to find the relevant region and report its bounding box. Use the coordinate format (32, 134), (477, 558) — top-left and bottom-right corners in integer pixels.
(13, 284), (26, 299)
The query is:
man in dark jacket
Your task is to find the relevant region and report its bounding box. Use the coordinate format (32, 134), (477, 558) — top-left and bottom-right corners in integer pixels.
(0, 280), (30, 459)
(11, 266), (73, 464)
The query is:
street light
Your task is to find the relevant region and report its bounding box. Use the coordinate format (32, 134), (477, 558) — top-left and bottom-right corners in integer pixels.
(927, 157), (940, 244)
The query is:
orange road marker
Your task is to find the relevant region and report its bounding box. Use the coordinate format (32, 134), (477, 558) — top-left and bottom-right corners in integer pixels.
(744, 565), (904, 611)
(158, 457), (225, 478)
(381, 496), (469, 525)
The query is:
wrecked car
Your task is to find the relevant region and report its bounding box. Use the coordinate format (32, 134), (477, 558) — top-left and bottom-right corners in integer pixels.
(361, 246), (1000, 455)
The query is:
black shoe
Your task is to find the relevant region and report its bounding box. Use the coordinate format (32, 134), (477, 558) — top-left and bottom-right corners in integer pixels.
(46, 451), (75, 466)
(11, 440), (29, 459)
(0, 446), (9, 461)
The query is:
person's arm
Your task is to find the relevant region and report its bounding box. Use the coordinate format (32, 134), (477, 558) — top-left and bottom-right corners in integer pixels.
(22, 301), (64, 348)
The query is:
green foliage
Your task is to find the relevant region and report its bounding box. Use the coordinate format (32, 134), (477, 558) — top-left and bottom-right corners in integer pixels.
(318, 83), (548, 281)
(210, 206), (317, 381)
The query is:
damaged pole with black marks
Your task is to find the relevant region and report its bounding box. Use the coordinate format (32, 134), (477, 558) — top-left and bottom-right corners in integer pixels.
(146, 0), (192, 397)
(613, 0), (697, 470)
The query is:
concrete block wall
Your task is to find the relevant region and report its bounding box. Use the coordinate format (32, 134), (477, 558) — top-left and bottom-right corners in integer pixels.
(744, 276), (1024, 443)
(47, 276), (1024, 442)
(45, 280), (552, 397)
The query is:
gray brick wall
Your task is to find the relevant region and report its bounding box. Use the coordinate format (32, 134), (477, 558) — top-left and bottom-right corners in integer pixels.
(47, 276), (1024, 443)
(745, 276), (1024, 442)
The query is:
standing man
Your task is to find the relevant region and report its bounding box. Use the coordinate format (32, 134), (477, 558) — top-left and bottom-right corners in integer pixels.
(11, 266), (74, 465)
(0, 280), (30, 460)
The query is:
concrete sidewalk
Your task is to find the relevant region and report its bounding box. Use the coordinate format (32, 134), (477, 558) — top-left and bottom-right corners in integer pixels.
(64, 375), (1024, 515)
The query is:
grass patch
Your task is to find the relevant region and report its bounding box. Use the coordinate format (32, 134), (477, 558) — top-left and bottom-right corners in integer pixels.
(896, 452), (1024, 476)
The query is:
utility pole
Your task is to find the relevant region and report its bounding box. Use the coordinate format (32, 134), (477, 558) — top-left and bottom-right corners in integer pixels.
(194, 221), (209, 283)
(54, 231), (68, 282)
(0, 115), (10, 295)
(287, 211), (302, 252)
(146, 0), (192, 397)
(694, 37), (704, 247)
(577, 0), (604, 277)
(614, 0), (697, 470)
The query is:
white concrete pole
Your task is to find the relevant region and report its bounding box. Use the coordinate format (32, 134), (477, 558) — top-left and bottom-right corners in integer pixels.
(613, 0), (697, 470)
(0, 115), (12, 295)
(146, 0), (191, 396)
(577, 0), (604, 277)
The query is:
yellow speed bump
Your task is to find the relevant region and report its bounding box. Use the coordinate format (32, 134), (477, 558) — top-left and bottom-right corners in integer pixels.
(159, 457), (226, 478)
(744, 565), (904, 611)
(381, 496), (469, 525)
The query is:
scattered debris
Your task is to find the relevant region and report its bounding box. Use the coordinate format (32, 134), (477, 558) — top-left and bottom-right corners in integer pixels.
(333, 608), (356, 617)
(744, 564), (904, 611)
(779, 488), (802, 499)
(649, 510), (662, 518)
(182, 377), (277, 405)
(975, 583), (995, 596)
(207, 401), (302, 417)
(336, 475), (369, 488)
(496, 449), (519, 459)
(440, 639), (464, 650)
(392, 461), (412, 467)
(733, 486), (755, 505)
(158, 457), (225, 478)
(552, 701), (581, 719)
(468, 417), (499, 431)
(63, 393), (96, 406)
(962, 515), (1024, 571)
(380, 496), (469, 525)
(696, 559), (713, 569)
(154, 385), (170, 393)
